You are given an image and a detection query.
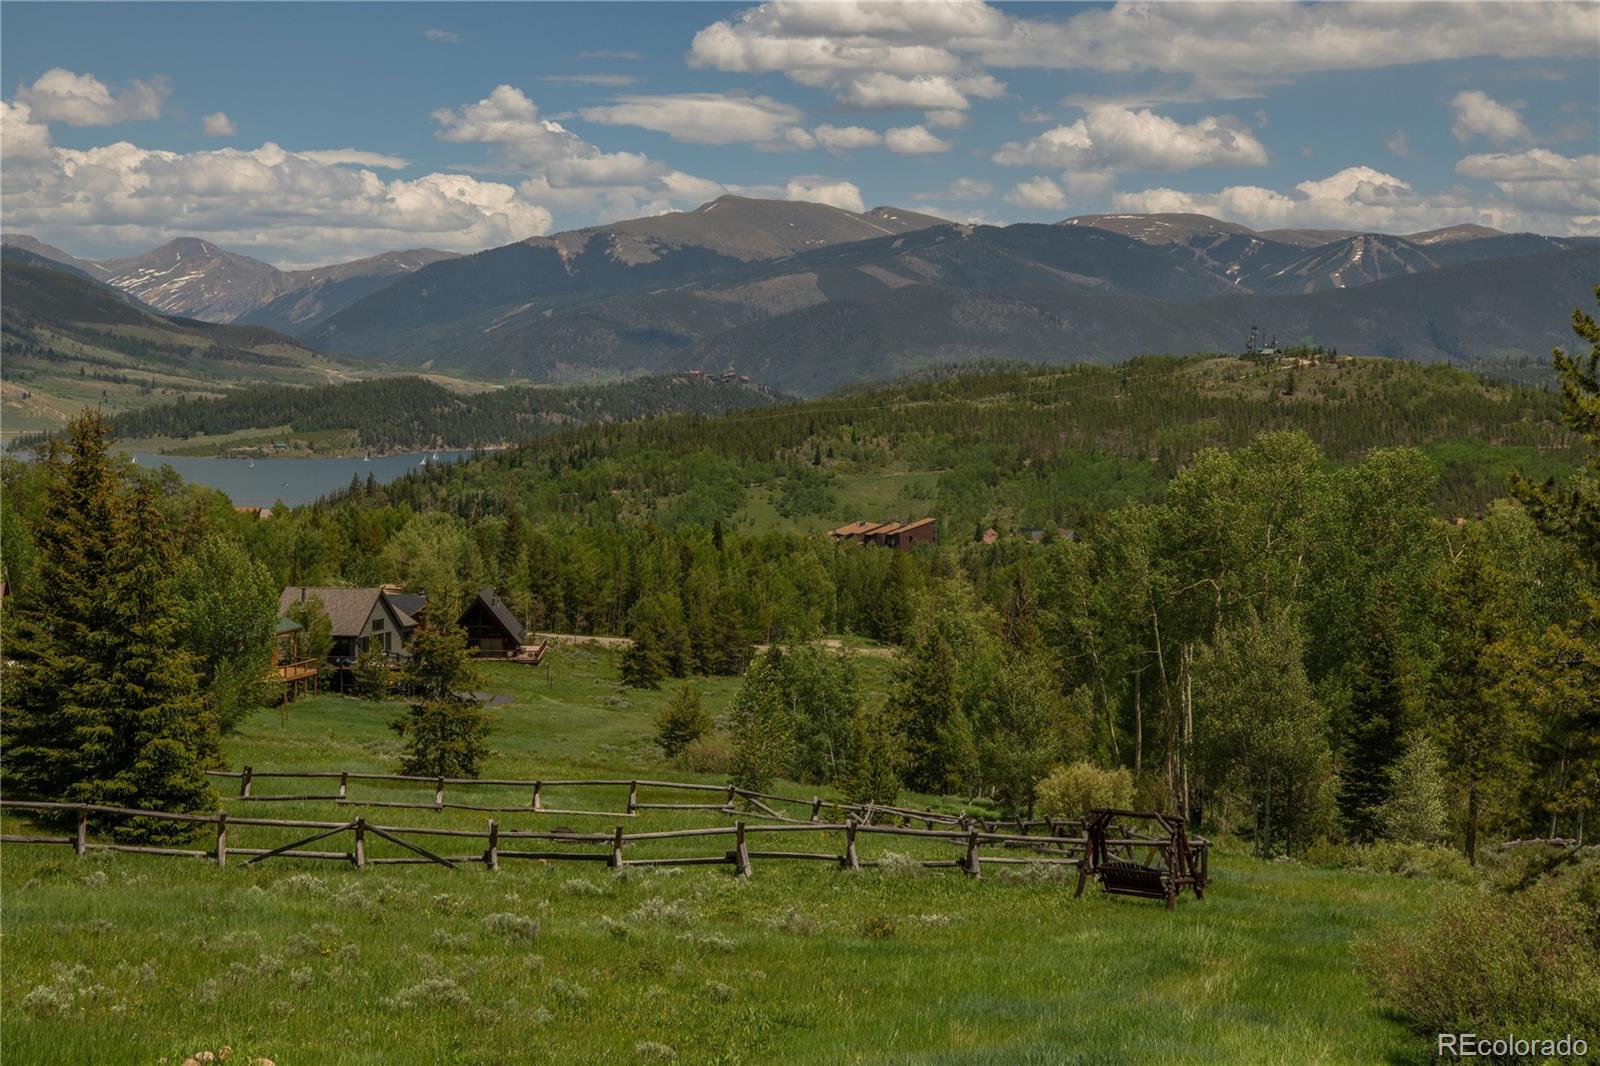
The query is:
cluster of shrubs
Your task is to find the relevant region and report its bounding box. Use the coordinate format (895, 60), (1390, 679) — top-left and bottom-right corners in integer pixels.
(1360, 857), (1600, 1048)
(652, 686), (736, 774)
(1303, 840), (1476, 884)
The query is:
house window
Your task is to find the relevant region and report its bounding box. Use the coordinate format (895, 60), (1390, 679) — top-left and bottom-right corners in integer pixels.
(371, 618), (384, 632)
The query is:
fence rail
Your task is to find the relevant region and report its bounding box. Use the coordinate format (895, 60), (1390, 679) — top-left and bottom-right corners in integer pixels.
(0, 798), (1209, 890)
(205, 767), (1096, 836)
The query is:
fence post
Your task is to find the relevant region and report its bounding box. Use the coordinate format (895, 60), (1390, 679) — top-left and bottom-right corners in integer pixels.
(353, 818), (366, 869)
(608, 825), (625, 868)
(627, 781), (638, 815)
(724, 783), (737, 812)
(532, 781), (543, 812)
(75, 806), (88, 857)
(239, 766), (253, 799)
(486, 819), (499, 872)
(964, 828), (981, 878)
(734, 820), (752, 877)
(810, 796), (821, 822)
(842, 818), (860, 871)
(215, 812), (228, 867)
(338, 772), (348, 802)
(434, 777), (445, 809)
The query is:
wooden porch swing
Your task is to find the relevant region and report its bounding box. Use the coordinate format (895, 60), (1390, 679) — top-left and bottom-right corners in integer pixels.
(1074, 808), (1208, 910)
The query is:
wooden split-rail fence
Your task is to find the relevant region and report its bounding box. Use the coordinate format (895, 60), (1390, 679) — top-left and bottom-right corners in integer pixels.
(207, 767), (1086, 836)
(0, 797), (1209, 891)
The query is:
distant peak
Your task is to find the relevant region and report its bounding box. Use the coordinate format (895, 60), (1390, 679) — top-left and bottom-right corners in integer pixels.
(157, 236), (224, 256)
(1407, 223), (1506, 245)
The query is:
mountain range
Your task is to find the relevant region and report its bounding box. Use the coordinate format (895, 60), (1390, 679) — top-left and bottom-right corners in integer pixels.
(0, 249), (355, 434)
(0, 234), (458, 329)
(6, 196), (1597, 396)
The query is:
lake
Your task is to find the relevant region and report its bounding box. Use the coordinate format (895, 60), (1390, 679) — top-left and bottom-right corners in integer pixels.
(127, 450), (474, 507)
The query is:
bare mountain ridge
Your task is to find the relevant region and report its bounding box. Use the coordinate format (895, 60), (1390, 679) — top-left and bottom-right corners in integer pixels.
(2, 197), (944, 329)
(1059, 212), (1590, 294)
(1, 234), (458, 326)
(0, 234), (113, 281)
(1061, 212), (1509, 248)
(539, 196), (950, 262)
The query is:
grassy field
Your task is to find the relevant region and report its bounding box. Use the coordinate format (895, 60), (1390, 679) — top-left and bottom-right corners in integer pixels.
(1, 646), (1446, 1064)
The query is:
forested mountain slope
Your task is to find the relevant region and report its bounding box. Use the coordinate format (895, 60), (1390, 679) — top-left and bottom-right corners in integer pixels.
(0, 260), (359, 434)
(110, 374), (782, 455)
(355, 355), (1582, 534)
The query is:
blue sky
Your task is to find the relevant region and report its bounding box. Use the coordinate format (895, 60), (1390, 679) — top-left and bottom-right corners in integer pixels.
(3, 2), (1596, 266)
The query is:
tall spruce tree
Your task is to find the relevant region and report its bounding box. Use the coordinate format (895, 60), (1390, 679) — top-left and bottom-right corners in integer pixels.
(101, 481), (220, 836)
(844, 704), (902, 806)
(5, 412), (124, 805)
(1338, 583), (1408, 842)
(3, 411), (219, 840)
(1431, 534), (1529, 864)
(1508, 285), (1600, 839)
(892, 629), (959, 794)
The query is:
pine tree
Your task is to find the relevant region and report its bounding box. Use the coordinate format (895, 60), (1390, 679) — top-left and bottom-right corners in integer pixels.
(402, 616), (481, 702)
(1513, 285), (1599, 560)
(4, 412), (123, 804)
(729, 648), (795, 791)
(1378, 734), (1449, 843)
(844, 705), (901, 806)
(100, 481), (220, 838)
(392, 700), (493, 778)
(2, 412), (219, 841)
(352, 638), (392, 701)
(621, 624), (668, 689)
(654, 685), (712, 757)
(1431, 535), (1529, 863)
(892, 630), (959, 793)
(1338, 584), (1408, 842)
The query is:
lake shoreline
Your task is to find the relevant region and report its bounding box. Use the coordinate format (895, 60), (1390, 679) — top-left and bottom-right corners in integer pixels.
(124, 449), (477, 507)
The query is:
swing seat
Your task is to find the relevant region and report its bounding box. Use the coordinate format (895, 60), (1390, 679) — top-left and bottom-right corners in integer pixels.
(1097, 858), (1170, 900)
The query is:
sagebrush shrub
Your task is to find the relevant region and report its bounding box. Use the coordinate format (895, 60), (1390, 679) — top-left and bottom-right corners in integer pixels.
(1359, 875), (1600, 1042)
(676, 731), (735, 775)
(482, 913), (539, 940)
(1034, 761), (1134, 821)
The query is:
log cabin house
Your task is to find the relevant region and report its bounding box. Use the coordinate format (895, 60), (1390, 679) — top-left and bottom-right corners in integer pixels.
(278, 586), (419, 666)
(277, 586), (545, 669)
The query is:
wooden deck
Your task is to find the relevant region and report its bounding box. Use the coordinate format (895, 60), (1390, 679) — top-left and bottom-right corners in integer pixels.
(274, 659), (321, 683)
(478, 641), (548, 665)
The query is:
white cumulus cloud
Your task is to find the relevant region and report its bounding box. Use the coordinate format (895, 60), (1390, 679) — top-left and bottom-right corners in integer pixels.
(17, 68), (169, 127)
(202, 112), (238, 137)
(576, 92), (804, 145)
(813, 124), (882, 151)
(994, 106), (1268, 173)
(431, 84), (722, 214)
(1450, 90), (1532, 144)
(0, 131), (555, 266)
(785, 175), (865, 212)
(689, 1), (1596, 109)
(0, 82), (737, 263)
(1455, 148), (1600, 221)
(1113, 159), (1600, 236)
(885, 124), (952, 154)
(1005, 176), (1066, 212)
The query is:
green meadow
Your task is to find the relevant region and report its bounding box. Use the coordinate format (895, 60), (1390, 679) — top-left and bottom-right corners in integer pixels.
(2, 647), (1445, 1065)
